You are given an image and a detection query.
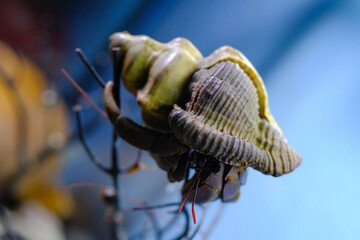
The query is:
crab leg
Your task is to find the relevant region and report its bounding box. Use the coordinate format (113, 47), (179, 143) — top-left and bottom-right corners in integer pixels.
(104, 81), (188, 157)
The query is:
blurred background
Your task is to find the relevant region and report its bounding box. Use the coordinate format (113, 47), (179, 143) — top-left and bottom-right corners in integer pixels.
(0, 0), (359, 239)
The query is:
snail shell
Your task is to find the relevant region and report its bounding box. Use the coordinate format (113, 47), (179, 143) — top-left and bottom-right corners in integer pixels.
(169, 47), (301, 177)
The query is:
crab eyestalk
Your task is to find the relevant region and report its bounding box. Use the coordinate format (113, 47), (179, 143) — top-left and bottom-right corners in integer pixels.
(178, 152), (246, 224)
(180, 153), (244, 203)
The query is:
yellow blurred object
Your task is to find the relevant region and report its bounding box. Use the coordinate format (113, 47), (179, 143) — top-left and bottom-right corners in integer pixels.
(0, 41), (73, 218)
(126, 162), (155, 174)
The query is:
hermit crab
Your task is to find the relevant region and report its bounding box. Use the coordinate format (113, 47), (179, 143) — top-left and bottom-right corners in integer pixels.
(104, 32), (301, 214)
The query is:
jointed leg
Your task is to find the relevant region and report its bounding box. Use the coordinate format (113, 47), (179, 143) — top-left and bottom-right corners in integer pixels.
(104, 81), (188, 156)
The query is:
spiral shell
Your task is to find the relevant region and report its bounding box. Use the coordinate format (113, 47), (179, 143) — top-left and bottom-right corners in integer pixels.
(109, 32), (203, 131)
(169, 47), (301, 177)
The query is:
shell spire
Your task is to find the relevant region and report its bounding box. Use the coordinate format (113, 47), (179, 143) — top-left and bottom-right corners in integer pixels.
(109, 32), (203, 131)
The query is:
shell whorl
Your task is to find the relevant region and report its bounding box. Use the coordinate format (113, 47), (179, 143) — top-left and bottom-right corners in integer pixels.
(169, 58), (301, 176)
(109, 32), (203, 131)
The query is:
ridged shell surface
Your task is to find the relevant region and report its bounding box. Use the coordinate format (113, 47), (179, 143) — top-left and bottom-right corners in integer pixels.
(169, 60), (301, 176)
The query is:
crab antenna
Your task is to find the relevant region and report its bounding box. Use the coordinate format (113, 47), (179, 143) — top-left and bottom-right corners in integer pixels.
(111, 47), (121, 106)
(61, 68), (108, 120)
(192, 175), (201, 224)
(178, 197), (187, 215)
(178, 174), (200, 216)
(75, 48), (106, 88)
